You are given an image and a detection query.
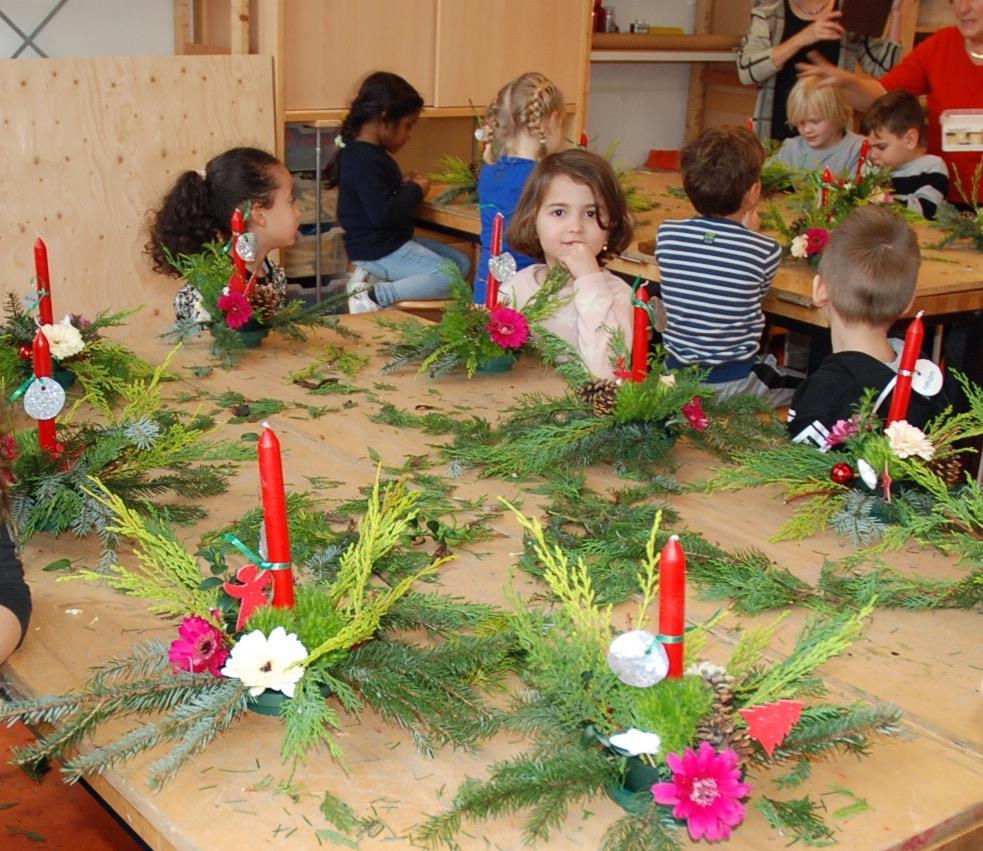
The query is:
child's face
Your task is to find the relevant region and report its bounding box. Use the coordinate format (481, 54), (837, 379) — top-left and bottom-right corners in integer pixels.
(795, 116), (841, 151)
(252, 163), (300, 252)
(380, 112), (420, 154)
(535, 174), (607, 268)
(867, 127), (919, 168)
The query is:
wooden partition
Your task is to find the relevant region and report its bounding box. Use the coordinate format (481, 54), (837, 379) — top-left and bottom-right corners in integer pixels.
(0, 55), (276, 340)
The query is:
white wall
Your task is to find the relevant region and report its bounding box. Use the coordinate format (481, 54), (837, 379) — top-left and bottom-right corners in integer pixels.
(588, 0), (698, 168)
(0, 0), (172, 58)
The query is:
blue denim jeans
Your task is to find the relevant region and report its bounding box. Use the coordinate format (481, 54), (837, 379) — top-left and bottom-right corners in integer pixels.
(355, 237), (470, 306)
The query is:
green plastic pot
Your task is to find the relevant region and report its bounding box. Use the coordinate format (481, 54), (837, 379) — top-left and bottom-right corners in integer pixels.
(245, 681), (333, 717)
(475, 351), (518, 374)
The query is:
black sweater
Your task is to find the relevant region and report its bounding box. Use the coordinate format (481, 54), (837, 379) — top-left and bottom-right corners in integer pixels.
(337, 140), (422, 261)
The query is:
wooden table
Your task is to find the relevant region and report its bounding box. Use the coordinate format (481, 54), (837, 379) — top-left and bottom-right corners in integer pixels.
(417, 172), (983, 331)
(2, 318), (981, 850)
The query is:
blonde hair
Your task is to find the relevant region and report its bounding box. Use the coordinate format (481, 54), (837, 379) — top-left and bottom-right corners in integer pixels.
(786, 76), (852, 132)
(484, 72), (565, 161)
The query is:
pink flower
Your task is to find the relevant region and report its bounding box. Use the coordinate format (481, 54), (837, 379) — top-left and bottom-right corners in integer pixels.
(651, 743), (751, 843)
(486, 306), (530, 350)
(168, 615), (229, 677)
(217, 291), (253, 330)
(682, 396), (710, 431)
(824, 417), (858, 449)
(805, 227), (830, 257)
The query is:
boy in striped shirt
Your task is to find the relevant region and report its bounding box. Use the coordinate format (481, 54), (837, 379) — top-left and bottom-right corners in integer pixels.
(656, 126), (799, 404)
(862, 90), (949, 220)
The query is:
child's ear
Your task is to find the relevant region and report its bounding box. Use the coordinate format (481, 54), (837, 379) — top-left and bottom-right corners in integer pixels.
(743, 180), (761, 210)
(903, 128), (920, 150)
(811, 273), (829, 308)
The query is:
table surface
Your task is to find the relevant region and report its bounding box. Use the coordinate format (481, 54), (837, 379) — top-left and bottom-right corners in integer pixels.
(417, 171), (983, 329)
(2, 318), (981, 850)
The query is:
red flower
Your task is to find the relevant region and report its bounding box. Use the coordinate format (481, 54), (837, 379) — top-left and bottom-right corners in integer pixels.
(681, 395), (710, 431)
(217, 290), (253, 330)
(168, 615), (229, 676)
(486, 307), (530, 350)
(804, 227), (830, 257)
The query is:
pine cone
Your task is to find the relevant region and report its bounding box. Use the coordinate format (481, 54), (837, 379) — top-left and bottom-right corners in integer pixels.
(578, 379), (619, 417)
(690, 663), (755, 764)
(249, 283), (284, 323)
(925, 454), (965, 489)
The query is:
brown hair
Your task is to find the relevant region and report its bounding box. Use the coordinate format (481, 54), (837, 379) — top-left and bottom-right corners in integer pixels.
(861, 89), (926, 144)
(507, 149), (632, 263)
(484, 72), (565, 161)
(818, 206), (920, 325)
(680, 126), (764, 216)
(786, 76), (852, 132)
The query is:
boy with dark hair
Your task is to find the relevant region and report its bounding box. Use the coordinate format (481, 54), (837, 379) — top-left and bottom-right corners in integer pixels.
(787, 205), (960, 447)
(862, 90), (949, 220)
(656, 126), (799, 403)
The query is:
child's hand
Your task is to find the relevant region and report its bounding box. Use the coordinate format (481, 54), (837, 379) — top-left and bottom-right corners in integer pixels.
(742, 207), (761, 232)
(407, 173), (431, 195)
(557, 242), (602, 279)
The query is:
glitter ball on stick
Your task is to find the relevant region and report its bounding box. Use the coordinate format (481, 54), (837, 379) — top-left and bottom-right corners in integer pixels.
(23, 376), (66, 420)
(235, 231), (258, 262)
(488, 252), (517, 284)
(607, 629), (669, 687)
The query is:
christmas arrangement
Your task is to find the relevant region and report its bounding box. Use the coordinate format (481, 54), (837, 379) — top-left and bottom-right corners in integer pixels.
(0, 428), (512, 788)
(931, 162), (983, 251)
(163, 212), (355, 367)
(378, 265), (570, 378)
(706, 370), (983, 561)
(8, 352), (250, 559)
(762, 147), (894, 265)
(416, 506), (899, 849)
(2, 239), (158, 414)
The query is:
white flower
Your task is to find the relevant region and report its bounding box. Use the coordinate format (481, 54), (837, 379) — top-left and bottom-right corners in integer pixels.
(609, 728), (662, 757)
(40, 323), (84, 360)
(857, 458), (878, 490)
(221, 626), (308, 697)
(868, 188), (890, 205)
(790, 234), (809, 259)
(885, 420), (935, 461)
(659, 373), (677, 388)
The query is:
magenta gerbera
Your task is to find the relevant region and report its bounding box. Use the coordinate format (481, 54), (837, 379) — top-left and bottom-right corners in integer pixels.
(168, 615), (229, 677)
(824, 416), (859, 449)
(805, 227), (830, 257)
(651, 743), (751, 843)
(486, 307), (530, 350)
(217, 290), (253, 330)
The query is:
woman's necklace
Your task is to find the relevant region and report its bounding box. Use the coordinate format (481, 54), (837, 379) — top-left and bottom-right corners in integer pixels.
(968, 41), (983, 61)
(790, 0), (831, 16)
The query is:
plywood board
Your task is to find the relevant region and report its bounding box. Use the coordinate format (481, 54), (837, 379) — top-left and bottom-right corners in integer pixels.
(0, 55), (275, 340)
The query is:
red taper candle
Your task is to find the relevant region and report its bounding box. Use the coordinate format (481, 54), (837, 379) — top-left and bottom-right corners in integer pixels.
(820, 168), (833, 208)
(229, 208), (248, 293)
(630, 285), (650, 382)
(658, 534), (686, 678)
(485, 212), (504, 309)
(855, 138), (870, 183)
(257, 422), (294, 608)
(34, 237), (54, 326)
(886, 310), (925, 426)
(32, 331), (58, 456)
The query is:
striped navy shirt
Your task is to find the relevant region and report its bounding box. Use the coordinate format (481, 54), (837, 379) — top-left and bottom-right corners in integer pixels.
(889, 154), (949, 220)
(656, 217), (781, 366)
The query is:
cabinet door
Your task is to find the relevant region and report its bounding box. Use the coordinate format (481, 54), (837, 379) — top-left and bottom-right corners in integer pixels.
(433, 0), (588, 108)
(281, 0), (437, 111)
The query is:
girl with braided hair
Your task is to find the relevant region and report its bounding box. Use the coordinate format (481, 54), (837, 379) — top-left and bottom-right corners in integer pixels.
(0, 431), (30, 664)
(147, 146), (299, 323)
(330, 71), (470, 312)
(475, 72), (565, 304)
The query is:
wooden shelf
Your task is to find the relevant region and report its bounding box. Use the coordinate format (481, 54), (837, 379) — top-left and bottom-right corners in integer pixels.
(591, 32), (741, 51)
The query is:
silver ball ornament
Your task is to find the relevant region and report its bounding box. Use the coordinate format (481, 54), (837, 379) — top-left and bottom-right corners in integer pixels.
(488, 252), (517, 284)
(235, 232), (258, 263)
(23, 377), (66, 421)
(607, 630), (669, 688)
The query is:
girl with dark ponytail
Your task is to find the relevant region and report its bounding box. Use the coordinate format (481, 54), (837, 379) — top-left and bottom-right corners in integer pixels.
(331, 72), (470, 312)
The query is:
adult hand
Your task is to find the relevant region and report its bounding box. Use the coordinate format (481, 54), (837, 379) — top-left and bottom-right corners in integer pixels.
(557, 242), (601, 280)
(407, 173), (431, 195)
(797, 10), (844, 48)
(795, 50), (852, 88)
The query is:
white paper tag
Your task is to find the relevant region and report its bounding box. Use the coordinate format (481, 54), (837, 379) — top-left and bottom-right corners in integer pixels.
(911, 358), (943, 397)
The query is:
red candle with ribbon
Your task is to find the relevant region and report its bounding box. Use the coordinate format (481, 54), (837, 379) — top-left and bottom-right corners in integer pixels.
(658, 534), (686, 678)
(886, 310), (924, 426)
(485, 212), (504, 309)
(34, 237), (54, 326)
(630, 282), (650, 382)
(855, 138), (870, 183)
(820, 168), (833, 208)
(257, 422), (294, 608)
(228, 208), (248, 295)
(32, 331), (58, 456)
